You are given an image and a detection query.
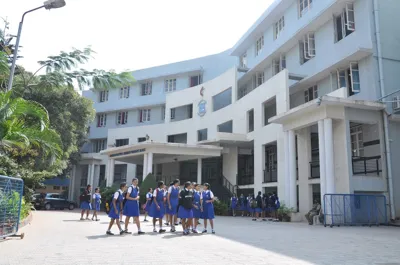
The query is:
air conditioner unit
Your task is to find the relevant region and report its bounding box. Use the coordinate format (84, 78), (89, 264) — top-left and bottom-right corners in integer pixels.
(393, 96), (400, 110)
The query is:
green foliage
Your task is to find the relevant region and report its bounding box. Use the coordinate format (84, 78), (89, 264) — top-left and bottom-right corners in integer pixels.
(139, 174), (157, 205)
(213, 197), (229, 216)
(277, 203), (294, 222)
(99, 185), (119, 210)
(0, 190), (25, 223)
(20, 197), (31, 220)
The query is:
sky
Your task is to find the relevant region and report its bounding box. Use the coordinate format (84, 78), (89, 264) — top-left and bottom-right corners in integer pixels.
(1, 0), (274, 73)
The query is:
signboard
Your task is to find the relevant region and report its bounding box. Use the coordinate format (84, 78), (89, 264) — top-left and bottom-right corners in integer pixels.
(110, 148), (146, 158)
(198, 100), (207, 117)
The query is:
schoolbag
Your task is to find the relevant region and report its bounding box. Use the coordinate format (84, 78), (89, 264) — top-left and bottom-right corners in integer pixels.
(105, 190), (121, 214)
(250, 199), (257, 209)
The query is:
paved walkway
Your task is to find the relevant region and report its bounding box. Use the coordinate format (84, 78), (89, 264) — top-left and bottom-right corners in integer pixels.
(1, 211), (400, 265)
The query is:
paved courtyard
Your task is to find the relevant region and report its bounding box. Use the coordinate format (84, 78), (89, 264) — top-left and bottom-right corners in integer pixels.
(1, 211), (400, 265)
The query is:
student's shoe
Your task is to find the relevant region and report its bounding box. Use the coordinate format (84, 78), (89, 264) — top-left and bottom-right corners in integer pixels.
(119, 230), (125, 235)
(202, 229), (207, 233)
(170, 228), (176, 232)
(192, 229), (198, 234)
(183, 231), (188, 235)
(159, 229), (166, 233)
(143, 219), (148, 222)
(164, 222), (169, 226)
(252, 218), (257, 221)
(153, 228), (157, 232)
(80, 218), (84, 221)
(123, 230), (132, 234)
(197, 221), (201, 225)
(138, 231), (145, 235)
(174, 223), (179, 226)
(179, 221), (182, 224)
(120, 220), (124, 224)
(262, 218), (267, 221)
(106, 231), (114, 235)
(212, 230), (215, 234)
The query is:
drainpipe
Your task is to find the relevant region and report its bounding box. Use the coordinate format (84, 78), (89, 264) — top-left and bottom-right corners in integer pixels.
(373, 0), (395, 221)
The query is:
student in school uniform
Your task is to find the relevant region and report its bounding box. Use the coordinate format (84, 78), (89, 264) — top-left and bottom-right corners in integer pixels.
(238, 194), (246, 217)
(123, 178), (145, 235)
(178, 181), (194, 235)
(192, 183), (203, 233)
(143, 188), (153, 222)
(164, 183), (172, 226)
(148, 181), (167, 233)
(247, 194), (255, 218)
(106, 182), (127, 235)
(201, 183), (215, 234)
(167, 179), (180, 232)
(80, 185), (92, 220)
(253, 191), (263, 221)
(91, 187), (101, 221)
(119, 189), (127, 224)
(230, 193), (238, 217)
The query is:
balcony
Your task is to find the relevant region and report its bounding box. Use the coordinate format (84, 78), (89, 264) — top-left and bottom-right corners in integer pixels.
(352, 156), (382, 176)
(263, 169), (277, 183)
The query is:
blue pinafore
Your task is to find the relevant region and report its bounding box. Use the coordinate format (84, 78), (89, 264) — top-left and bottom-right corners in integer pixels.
(149, 188), (165, 219)
(145, 192), (153, 211)
(202, 191), (215, 219)
(108, 190), (123, 219)
(123, 185), (140, 217)
(231, 197), (238, 209)
(92, 193), (101, 211)
(193, 191), (203, 219)
(167, 186), (179, 215)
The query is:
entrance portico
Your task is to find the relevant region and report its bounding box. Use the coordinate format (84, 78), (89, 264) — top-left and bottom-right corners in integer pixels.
(269, 95), (386, 220)
(100, 141), (223, 186)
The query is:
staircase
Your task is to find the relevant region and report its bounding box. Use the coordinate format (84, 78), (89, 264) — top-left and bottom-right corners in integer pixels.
(211, 175), (236, 204)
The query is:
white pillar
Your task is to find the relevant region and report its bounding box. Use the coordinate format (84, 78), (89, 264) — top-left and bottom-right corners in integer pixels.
(284, 131), (291, 206)
(147, 152), (153, 175)
(106, 159), (115, 187)
(288, 130), (297, 210)
(90, 164), (95, 188)
(87, 164), (92, 186)
(318, 120), (327, 207)
(69, 165), (76, 200)
(143, 153), (148, 180)
(324, 118), (335, 194)
(197, 158), (202, 184)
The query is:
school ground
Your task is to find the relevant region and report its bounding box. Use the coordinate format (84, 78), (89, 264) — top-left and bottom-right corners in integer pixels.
(1, 211), (400, 265)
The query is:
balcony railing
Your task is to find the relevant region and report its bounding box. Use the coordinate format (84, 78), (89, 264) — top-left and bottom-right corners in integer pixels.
(263, 170), (277, 183)
(309, 161), (320, 179)
(352, 156), (382, 175)
(237, 173), (254, 185)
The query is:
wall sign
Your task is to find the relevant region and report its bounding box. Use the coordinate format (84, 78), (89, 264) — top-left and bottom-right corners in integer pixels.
(110, 148), (146, 158)
(198, 100), (207, 117)
(200, 86), (205, 97)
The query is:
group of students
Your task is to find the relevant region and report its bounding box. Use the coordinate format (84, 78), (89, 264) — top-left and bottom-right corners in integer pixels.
(79, 185), (102, 221)
(230, 192), (280, 221)
(105, 178), (216, 236)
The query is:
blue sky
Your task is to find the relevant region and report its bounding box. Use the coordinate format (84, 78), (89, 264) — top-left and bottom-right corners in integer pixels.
(2, 0), (274, 73)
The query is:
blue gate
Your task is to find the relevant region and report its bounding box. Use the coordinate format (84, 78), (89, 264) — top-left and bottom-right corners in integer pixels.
(323, 194), (388, 227)
(0, 175), (24, 238)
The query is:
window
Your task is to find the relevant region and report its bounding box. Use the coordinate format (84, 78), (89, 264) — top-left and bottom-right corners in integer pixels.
(170, 108), (176, 120)
(240, 53), (248, 68)
(117, 111), (128, 125)
(350, 125), (364, 157)
(141, 81), (152, 96)
(274, 16), (285, 40)
(92, 139), (106, 153)
(212, 87), (232, 112)
(248, 109), (254, 132)
(165, 78), (177, 92)
(138, 137), (146, 143)
(162, 106), (166, 120)
(115, 138), (129, 147)
(139, 109), (151, 122)
(299, 0), (313, 17)
(53, 186), (61, 190)
(336, 62), (360, 95)
(299, 33), (315, 64)
(114, 164), (127, 182)
(197, 129), (208, 141)
(99, 90), (109, 102)
(190, 75), (202, 87)
(256, 35), (264, 56)
(96, 114), (107, 127)
(62, 186), (67, 191)
(218, 120), (233, 133)
(263, 98), (277, 126)
(272, 54), (286, 76)
(334, 3), (355, 42)
(188, 104), (193, 119)
(253, 72), (265, 88)
(119, 87), (130, 99)
(304, 86), (318, 102)
(265, 145), (277, 172)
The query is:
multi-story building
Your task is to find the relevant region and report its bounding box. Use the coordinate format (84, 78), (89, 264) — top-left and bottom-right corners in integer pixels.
(70, 0), (400, 221)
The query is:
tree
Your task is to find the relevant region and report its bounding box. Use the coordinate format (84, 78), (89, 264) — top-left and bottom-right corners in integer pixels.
(139, 174), (157, 205)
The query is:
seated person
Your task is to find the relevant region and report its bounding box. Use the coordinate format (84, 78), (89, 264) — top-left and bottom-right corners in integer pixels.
(305, 199), (321, 225)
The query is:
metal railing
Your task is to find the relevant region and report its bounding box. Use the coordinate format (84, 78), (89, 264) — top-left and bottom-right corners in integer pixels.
(309, 160), (320, 179)
(352, 156), (382, 175)
(237, 173), (254, 185)
(0, 175), (24, 238)
(221, 176), (236, 195)
(263, 170), (277, 183)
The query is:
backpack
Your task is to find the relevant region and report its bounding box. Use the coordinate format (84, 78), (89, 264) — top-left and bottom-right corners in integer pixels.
(250, 199), (257, 209)
(105, 190), (122, 214)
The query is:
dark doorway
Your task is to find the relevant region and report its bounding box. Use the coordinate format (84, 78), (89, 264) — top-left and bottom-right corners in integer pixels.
(202, 157), (222, 184)
(179, 160), (197, 183)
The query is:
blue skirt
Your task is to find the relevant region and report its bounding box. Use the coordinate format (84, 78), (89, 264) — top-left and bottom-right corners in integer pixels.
(178, 206), (193, 219)
(144, 201), (152, 211)
(108, 204), (121, 219)
(203, 202), (215, 219)
(166, 199), (178, 215)
(255, 207), (262, 213)
(92, 202), (100, 211)
(123, 200), (140, 217)
(239, 204), (246, 211)
(231, 202), (237, 209)
(149, 202), (165, 219)
(193, 204), (203, 219)
(80, 201), (92, 210)
(247, 206), (255, 213)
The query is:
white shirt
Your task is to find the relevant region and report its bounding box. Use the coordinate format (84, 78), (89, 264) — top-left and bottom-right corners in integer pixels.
(113, 189), (123, 200)
(146, 192), (152, 199)
(127, 185), (137, 194)
(92, 194), (101, 199)
(204, 190), (214, 199)
(153, 188), (164, 197)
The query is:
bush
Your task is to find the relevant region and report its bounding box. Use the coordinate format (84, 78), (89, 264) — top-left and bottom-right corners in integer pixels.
(277, 203), (294, 222)
(139, 173), (157, 205)
(99, 185), (119, 210)
(213, 197), (229, 216)
(20, 197), (31, 220)
(0, 191), (31, 224)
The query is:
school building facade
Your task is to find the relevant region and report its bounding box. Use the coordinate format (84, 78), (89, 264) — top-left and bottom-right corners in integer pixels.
(70, 0), (400, 221)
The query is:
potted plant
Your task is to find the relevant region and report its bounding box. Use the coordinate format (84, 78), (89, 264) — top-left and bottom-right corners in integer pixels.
(277, 203), (294, 222)
(213, 197), (229, 216)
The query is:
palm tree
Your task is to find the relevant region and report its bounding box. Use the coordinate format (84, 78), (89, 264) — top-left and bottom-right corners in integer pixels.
(0, 90), (62, 163)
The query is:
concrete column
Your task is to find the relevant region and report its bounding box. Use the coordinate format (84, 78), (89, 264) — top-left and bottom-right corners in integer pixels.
(324, 118), (335, 194)
(197, 158), (202, 184)
(69, 165), (76, 200)
(147, 152), (153, 175)
(143, 153), (148, 180)
(297, 128), (313, 214)
(288, 130), (297, 210)
(318, 120), (327, 207)
(87, 164), (92, 186)
(106, 159), (115, 187)
(90, 164), (95, 189)
(284, 131), (291, 206)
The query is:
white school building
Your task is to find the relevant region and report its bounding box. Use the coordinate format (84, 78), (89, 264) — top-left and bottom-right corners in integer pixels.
(70, 0), (400, 221)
